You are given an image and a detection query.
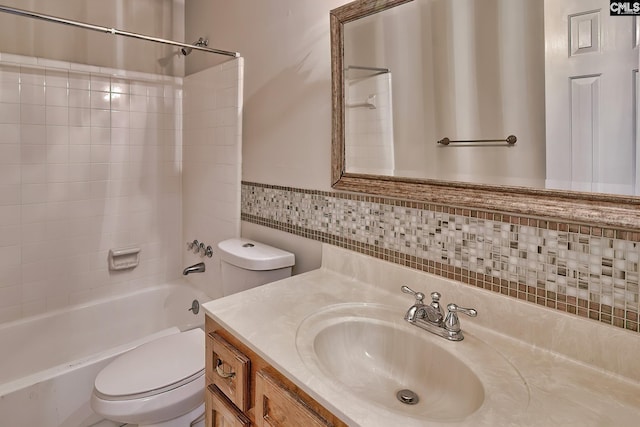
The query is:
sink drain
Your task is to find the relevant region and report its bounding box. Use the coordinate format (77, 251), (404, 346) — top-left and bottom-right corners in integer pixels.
(396, 389), (419, 405)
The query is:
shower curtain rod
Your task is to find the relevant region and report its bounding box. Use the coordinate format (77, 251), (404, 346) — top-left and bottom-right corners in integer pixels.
(0, 5), (240, 58)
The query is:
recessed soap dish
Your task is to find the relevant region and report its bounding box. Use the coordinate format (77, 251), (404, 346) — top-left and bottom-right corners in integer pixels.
(108, 247), (141, 271)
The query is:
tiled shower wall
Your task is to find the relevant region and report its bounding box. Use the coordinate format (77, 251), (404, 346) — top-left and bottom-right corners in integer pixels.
(241, 182), (640, 333)
(345, 72), (395, 175)
(0, 53), (184, 323)
(182, 58), (243, 299)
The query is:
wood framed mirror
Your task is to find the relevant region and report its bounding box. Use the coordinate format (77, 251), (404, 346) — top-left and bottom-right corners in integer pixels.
(330, 0), (640, 231)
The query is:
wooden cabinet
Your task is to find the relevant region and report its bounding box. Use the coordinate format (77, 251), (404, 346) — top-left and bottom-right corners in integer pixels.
(254, 370), (332, 427)
(206, 385), (251, 427)
(207, 332), (251, 412)
(205, 315), (347, 427)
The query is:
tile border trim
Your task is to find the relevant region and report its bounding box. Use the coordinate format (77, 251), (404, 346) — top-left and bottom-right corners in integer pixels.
(241, 181), (640, 333)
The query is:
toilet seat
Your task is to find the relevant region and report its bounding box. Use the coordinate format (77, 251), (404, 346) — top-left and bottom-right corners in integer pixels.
(94, 328), (204, 400)
(91, 328), (205, 426)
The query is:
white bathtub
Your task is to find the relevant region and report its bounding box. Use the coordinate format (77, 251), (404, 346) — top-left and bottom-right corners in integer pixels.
(0, 281), (210, 427)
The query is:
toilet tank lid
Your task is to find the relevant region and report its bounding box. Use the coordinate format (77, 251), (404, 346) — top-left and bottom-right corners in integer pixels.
(217, 238), (295, 271)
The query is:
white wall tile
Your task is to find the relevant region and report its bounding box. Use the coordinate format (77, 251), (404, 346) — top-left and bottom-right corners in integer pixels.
(20, 104), (45, 125)
(69, 145), (91, 163)
(20, 84), (45, 105)
(0, 205), (20, 225)
(21, 164), (46, 184)
(46, 144), (68, 164)
(46, 106), (69, 126)
(91, 92), (111, 110)
(0, 102), (20, 123)
(0, 185), (20, 206)
(90, 108), (110, 127)
(0, 64), (20, 84)
(90, 75), (111, 93)
(0, 144), (20, 163)
(90, 127), (110, 145)
(0, 225), (20, 247)
(0, 84), (19, 103)
(21, 125), (45, 145)
(45, 86), (69, 107)
(0, 164), (20, 185)
(0, 124), (20, 143)
(182, 59), (242, 298)
(111, 111), (130, 128)
(20, 144), (46, 164)
(68, 89), (91, 108)
(47, 164), (68, 183)
(46, 126), (69, 145)
(45, 70), (69, 88)
(21, 183), (47, 204)
(111, 93), (130, 111)
(69, 108), (91, 127)
(111, 128), (130, 145)
(68, 73), (91, 90)
(90, 144), (110, 163)
(0, 284), (21, 308)
(0, 56), (185, 324)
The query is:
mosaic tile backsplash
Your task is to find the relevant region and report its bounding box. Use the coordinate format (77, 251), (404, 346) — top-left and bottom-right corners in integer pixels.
(241, 182), (640, 333)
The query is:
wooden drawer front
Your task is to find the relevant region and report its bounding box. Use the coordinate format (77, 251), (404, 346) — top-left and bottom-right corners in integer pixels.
(206, 385), (251, 427)
(255, 370), (332, 427)
(207, 332), (250, 412)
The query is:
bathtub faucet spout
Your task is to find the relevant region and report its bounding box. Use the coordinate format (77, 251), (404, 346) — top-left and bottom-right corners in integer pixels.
(183, 262), (205, 275)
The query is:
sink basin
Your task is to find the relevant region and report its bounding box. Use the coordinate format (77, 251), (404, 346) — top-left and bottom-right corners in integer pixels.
(296, 303), (529, 423)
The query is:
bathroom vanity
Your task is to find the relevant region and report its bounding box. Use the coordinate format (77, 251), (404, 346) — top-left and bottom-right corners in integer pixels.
(204, 317), (348, 427)
(203, 244), (640, 426)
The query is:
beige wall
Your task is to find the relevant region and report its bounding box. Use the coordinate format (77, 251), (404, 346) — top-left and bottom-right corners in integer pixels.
(186, 0), (349, 272)
(0, 0), (185, 76)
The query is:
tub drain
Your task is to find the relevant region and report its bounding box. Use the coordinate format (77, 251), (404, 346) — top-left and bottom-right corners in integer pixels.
(396, 389), (419, 405)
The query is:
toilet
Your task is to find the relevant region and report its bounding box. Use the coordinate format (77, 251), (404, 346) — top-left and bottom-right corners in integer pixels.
(90, 238), (295, 427)
(217, 237), (295, 296)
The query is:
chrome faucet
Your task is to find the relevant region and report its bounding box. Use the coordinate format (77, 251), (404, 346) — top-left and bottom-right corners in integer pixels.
(401, 286), (444, 324)
(183, 262), (205, 275)
(401, 286), (476, 341)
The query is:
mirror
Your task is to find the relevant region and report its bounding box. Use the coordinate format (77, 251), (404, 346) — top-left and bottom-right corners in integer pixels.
(331, 0), (640, 230)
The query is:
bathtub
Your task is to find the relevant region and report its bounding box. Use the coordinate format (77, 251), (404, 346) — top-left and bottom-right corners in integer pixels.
(0, 281), (209, 427)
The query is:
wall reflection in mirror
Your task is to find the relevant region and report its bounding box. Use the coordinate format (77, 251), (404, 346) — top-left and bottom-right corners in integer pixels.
(342, 0), (639, 196)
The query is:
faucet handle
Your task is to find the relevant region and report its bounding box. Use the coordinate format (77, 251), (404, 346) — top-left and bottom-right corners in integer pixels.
(444, 303), (477, 333)
(401, 285), (425, 304)
(447, 303), (477, 317)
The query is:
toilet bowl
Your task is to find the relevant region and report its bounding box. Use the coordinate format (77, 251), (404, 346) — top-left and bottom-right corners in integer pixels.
(91, 328), (205, 427)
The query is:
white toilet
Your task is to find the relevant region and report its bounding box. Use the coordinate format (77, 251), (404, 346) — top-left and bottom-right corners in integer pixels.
(90, 238), (295, 427)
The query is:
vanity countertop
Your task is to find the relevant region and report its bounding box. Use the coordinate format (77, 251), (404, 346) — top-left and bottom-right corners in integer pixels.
(202, 245), (640, 427)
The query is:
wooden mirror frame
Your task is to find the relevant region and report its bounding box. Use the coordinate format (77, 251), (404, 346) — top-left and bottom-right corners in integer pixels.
(330, 0), (640, 231)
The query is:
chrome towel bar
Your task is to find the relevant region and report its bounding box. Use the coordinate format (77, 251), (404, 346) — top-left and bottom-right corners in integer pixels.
(437, 135), (517, 146)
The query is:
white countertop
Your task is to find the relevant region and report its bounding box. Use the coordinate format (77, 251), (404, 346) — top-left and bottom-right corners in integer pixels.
(203, 244), (640, 427)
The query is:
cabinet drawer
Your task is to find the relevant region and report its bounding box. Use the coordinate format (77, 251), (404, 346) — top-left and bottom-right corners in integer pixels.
(206, 332), (251, 412)
(206, 385), (251, 427)
(255, 370), (333, 427)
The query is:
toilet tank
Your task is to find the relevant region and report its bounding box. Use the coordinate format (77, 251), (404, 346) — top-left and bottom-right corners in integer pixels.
(217, 238), (295, 296)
